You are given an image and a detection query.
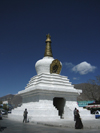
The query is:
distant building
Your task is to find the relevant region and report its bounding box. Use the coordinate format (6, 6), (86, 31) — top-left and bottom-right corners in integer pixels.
(77, 101), (95, 107)
(3, 101), (8, 104)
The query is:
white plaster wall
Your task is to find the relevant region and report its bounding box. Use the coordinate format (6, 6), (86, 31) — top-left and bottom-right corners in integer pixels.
(35, 57), (54, 75)
(10, 72), (94, 121)
(11, 99), (60, 121)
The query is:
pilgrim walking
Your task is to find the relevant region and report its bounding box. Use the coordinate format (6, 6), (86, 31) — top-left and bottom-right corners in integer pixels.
(23, 109), (28, 123)
(73, 108), (77, 121)
(75, 109), (83, 129)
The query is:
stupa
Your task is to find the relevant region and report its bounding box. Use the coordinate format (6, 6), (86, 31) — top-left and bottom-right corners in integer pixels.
(10, 34), (93, 121)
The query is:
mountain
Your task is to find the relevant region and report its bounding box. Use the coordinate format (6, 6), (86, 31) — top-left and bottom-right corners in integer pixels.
(11, 95), (22, 107)
(0, 94), (15, 102)
(74, 83), (94, 101)
(0, 94), (22, 108)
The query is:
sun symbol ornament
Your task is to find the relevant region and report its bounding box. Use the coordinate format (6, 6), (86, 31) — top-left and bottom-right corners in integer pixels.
(50, 59), (62, 74)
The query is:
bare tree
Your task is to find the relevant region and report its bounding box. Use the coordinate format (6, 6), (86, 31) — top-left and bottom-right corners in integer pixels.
(83, 76), (100, 103)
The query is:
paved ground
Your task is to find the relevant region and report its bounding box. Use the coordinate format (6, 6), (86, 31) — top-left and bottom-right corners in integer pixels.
(0, 116), (100, 133)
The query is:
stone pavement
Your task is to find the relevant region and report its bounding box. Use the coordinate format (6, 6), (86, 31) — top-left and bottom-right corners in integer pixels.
(0, 116), (100, 133)
(8, 114), (100, 129)
(36, 119), (100, 129)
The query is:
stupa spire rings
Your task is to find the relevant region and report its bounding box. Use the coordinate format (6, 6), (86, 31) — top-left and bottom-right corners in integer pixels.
(44, 33), (53, 57)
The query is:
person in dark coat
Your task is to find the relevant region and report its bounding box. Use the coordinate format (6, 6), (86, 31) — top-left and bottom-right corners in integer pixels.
(23, 109), (28, 123)
(75, 110), (83, 129)
(73, 108), (77, 121)
(0, 110), (2, 120)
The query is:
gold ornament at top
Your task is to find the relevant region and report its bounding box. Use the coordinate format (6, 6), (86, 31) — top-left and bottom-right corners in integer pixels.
(44, 34), (53, 57)
(45, 34), (51, 42)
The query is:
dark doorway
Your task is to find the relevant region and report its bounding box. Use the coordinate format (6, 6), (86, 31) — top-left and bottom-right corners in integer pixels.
(53, 97), (65, 118)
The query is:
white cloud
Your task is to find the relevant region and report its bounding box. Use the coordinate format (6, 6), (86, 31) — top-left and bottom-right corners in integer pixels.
(64, 62), (74, 68)
(73, 77), (79, 80)
(72, 61), (96, 75)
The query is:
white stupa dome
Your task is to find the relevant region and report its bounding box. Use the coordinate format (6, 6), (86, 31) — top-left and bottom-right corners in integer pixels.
(35, 56), (54, 75)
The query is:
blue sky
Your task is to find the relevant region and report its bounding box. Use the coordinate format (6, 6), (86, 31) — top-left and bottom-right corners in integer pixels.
(0, 0), (100, 97)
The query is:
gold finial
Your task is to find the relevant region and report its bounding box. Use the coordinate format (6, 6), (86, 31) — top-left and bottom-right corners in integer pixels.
(44, 34), (53, 57)
(45, 34), (51, 43)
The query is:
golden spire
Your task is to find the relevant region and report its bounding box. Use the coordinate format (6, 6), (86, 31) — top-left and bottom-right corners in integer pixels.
(44, 34), (53, 57)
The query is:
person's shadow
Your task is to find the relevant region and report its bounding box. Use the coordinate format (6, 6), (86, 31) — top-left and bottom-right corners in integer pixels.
(0, 126), (7, 132)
